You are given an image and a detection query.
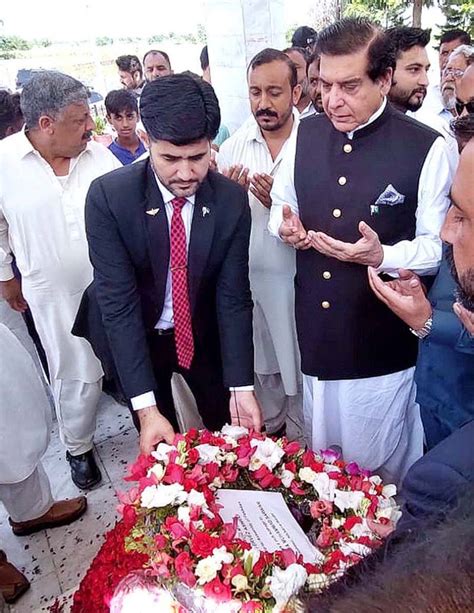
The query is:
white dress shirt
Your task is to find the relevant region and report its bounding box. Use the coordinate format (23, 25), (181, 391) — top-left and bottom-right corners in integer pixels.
(299, 101), (317, 119)
(268, 97), (453, 277)
(131, 175), (251, 411)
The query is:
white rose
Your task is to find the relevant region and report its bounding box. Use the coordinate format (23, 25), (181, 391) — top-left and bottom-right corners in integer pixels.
(225, 452), (238, 464)
(212, 546), (234, 566)
(340, 542), (372, 557)
(250, 438), (285, 471)
(269, 564), (308, 606)
(312, 472), (337, 501)
(299, 467), (317, 484)
(151, 443), (176, 463)
(148, 463), (165, 481)
(221, 424), (249, 440)
(333, 489), (365, 513)
(187, 489), (207, 508)
(382, 484), (397, 499)
(280, 469), (295, 488)
(231, 574), (249, 592)
(195, 556), (221, 584)
(177, 505), (191, 526)
(140, 483), (186, 509)
(195, 444), (221, 465)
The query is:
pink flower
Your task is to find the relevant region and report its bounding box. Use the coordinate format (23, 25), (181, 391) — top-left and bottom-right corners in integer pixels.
(175, 552), (196, 587)
(284, 441), (301, 455)
(321, 448), (340, 463)
(203, 577), (232, 602)
(124, 454), (156, 482)
(241, 601), (264, 612)
(163, 463), (185, 485)
(164, 516), (189, 540)
(367, 518), (395, 538)
(290, 481), (307, 496)
(316, 525), (338, 549)
(310, 500), (333, 519)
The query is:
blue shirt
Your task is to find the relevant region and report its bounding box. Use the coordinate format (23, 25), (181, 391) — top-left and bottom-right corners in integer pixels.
(108, 138), (146, 165)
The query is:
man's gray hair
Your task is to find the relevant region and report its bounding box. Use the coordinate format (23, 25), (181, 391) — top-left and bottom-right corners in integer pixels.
(450, 44), (474, 66)
(20, 71), (89, 129)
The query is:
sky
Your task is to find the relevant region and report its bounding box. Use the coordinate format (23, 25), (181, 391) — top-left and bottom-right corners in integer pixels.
(1, 0), (315, 41)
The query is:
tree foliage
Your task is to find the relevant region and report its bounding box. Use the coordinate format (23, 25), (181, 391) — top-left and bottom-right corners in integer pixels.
(0, 34), (31, 59)
(438, 0), (474, 37)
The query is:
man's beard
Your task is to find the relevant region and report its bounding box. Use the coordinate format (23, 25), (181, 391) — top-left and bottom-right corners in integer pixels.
(445, 244), (474, 311)
(442, 85), (456, 110)
(255, 106), (292, 132)
(312, 93), (324, 113)
(390, 84), (426, 112)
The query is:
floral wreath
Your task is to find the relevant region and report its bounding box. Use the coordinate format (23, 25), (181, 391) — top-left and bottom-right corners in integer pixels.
(72, 426), (400, 612)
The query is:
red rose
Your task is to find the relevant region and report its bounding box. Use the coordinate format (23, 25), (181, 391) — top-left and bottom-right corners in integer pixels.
(316, 524), (338, 548)
(284, 441), (301, 455)
(310, 500), (333, 519)
(344, 516), (362, 531)
(190, 532), (219, 558)
(163, 463), (185, 485)
(124, 454), (156, 482)
(175, 552), (196, 587)
(241, 601), (264, 612)
(187, 447), (199, 465)
(164, 516), (189, 540)
(203, 577), (232, 602)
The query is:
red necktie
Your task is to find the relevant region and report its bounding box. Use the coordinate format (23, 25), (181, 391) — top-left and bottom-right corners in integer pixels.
(170, 197), (194, 369)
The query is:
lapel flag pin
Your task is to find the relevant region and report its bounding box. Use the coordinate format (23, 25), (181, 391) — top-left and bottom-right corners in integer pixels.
(146, 208), (160, 216)
(202, 206), (210, 217)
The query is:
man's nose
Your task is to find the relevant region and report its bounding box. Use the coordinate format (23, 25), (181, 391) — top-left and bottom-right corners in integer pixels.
(176, 161), (194, 180)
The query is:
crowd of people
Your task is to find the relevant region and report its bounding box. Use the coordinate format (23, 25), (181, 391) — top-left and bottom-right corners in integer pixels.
(0, 17), (473, 608)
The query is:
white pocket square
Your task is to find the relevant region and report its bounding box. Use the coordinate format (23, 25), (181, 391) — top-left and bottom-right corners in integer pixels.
(374, 184), (405, 206)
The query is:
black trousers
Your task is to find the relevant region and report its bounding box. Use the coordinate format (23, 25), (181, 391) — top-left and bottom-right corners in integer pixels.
(129, 329), (230, 433)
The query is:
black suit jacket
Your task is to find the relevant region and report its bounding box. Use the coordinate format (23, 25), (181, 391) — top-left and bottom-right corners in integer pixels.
(73, 160), (254, 399)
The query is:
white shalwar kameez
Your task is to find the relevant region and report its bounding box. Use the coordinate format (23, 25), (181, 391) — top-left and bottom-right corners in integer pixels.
(269, 101), (454, 485)
(218, 113), (302, 433)
(0, 323), (53, 522)
(0, 131), (120, 455)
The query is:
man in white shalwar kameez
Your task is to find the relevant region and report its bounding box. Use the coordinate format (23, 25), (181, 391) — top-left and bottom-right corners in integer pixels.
(218, 49), (303, 436)
(269, 19), (453, 486)
(0, 71), (120, 489)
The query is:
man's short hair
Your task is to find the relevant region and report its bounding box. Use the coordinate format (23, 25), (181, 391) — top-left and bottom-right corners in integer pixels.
(142, 49), (171, 67)
(450, 44), (474, 66)
(139, 74), (220, 145)
(0, 90), (22, 139)
(20, 70), (88, 130)
(115, 54), (143, 78)
(200, 45), (209, 71)
(440, 29), (471, 46)
(306, 51), (320, 74)
(105, 89), (138, 116)
(291, 26), (317, 49)
(248, 48), (298, 89)
(385, 26), (431, 60)
(282, 46), (309, 63)
(451, 114), (474, 144)
(316, 17), (396, 82)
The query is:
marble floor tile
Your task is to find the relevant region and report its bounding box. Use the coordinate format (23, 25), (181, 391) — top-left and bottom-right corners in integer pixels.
(95, 429), (140, 488)
(9, 570), (61, 613)
(94, 393), (134, 444)
(46, 485), (120, 594)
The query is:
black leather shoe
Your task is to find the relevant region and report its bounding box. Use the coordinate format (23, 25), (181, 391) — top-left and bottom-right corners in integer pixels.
(66, 450), (102, 490)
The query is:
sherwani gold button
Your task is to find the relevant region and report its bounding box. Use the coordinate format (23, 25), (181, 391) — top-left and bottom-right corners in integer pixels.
(322, 301), (330, 309)
(323, 271), (331, 280)
(343, 144), (352, 153)
(332, 208), (342, 218)
(338, 176), (347, 185)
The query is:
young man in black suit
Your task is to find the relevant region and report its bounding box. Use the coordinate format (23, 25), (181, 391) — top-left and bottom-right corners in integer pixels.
(75, 75), (262, 454)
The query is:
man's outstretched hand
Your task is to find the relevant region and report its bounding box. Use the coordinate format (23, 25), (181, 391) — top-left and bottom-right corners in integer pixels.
(279, 205), (311, 249)
(230, 391), (263, 432)
(138, 405), (175, 455)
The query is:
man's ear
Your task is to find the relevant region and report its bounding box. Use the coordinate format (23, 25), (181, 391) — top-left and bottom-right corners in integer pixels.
(37, 114), (55, 134)
(292, 83), (303, 106)
(379, 67), (393, 96)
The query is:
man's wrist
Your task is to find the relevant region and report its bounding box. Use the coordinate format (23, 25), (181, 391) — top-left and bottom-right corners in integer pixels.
(410, 315), (433, 339)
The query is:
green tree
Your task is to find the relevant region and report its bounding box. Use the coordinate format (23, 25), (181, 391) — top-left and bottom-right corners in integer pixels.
(0, 34), (31, 59)
(438, 0), (474, 37)
(344, 0), (437, 27)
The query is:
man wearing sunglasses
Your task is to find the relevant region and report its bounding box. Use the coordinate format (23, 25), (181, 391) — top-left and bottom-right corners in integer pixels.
(456, 64), (474, 117)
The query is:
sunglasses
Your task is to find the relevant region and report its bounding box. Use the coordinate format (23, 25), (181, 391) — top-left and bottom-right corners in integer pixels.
(455, 99), (474, 115)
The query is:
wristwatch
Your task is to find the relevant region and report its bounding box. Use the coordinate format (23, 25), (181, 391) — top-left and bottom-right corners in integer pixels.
(409, 316), (433, 339)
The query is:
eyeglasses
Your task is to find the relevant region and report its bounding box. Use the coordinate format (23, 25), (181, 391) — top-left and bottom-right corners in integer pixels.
(455, 99), (474, 115)
(443, 67), (465, 79)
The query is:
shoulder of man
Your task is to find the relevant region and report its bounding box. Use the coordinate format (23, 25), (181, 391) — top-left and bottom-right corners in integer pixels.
(88, 158), (148, 199)
(387, 104), (441, 141)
